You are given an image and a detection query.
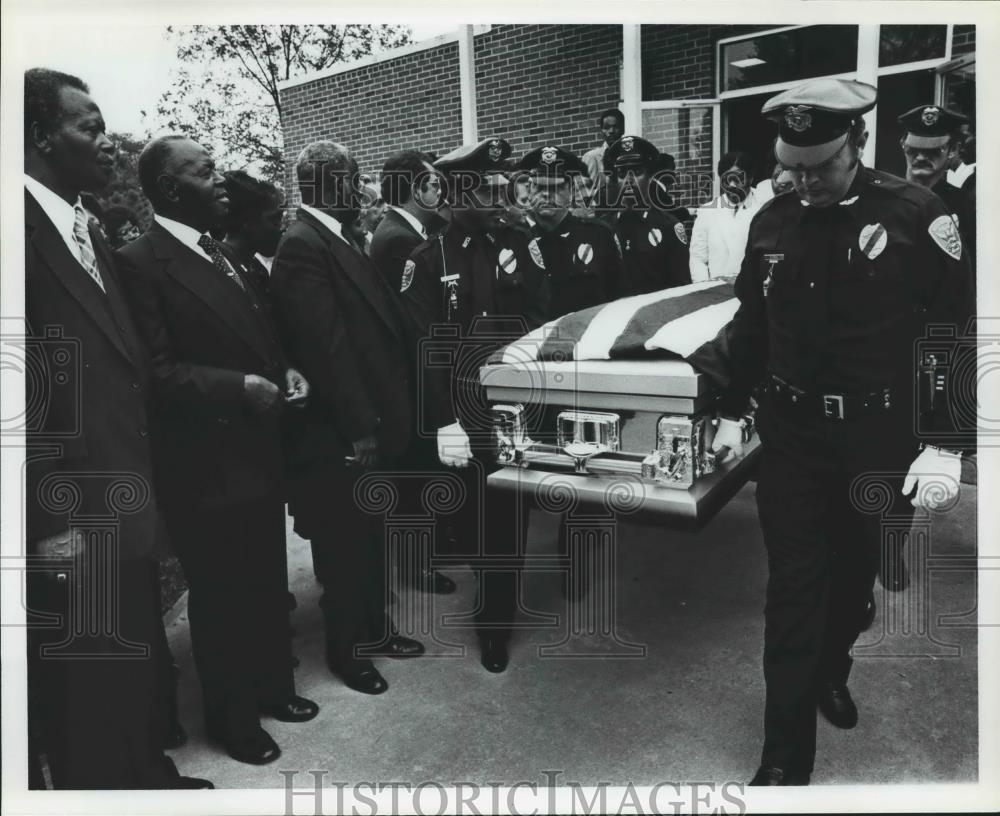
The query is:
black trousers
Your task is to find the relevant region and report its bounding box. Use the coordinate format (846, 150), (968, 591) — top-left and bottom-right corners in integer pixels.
(291, 463), (391, 671)
(27, 557), (180, 789)
(163, 495), (294, 740)
(755, 392), (917, 773)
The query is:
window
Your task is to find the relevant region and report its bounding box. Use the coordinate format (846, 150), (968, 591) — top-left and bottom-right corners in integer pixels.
(720, 26), (859, 93)
(879, 25), (947, 67)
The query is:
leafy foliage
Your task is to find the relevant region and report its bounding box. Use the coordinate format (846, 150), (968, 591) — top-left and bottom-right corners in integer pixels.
(154, 25), (412, 183)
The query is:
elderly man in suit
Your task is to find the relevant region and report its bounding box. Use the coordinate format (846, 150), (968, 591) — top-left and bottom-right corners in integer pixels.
(23, 68), (210, 789)
(270, 141), (424, 696)
(116, 135), (318, 766)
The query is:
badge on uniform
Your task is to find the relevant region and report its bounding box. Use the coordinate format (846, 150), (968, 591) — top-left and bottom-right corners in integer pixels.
(498, 247), (518, 275)
(576, 243), (594, 265)
(928, 214), (962, 260)
(528, 239), (546, 269)
(647, 227), (663, 247)
(673, 222), (687, 245)
(762, 253), (783, 297)
(858, 223), (887, 260)
(400, 259), (415, 292)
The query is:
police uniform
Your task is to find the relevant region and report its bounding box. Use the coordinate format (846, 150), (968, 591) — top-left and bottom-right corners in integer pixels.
(398, 138), (535, 670)
(716, 80), (974, 783)
(897, 104), (976, 270)
(516, 145), (623, 321)
(604, 135), (691, 295)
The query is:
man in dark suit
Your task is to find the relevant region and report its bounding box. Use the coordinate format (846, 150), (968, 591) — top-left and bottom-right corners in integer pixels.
(270, 140), (424, 696)
(23, 68), (210, 789)
(369, 148), (456, 596)
(116, 135), (318, 766)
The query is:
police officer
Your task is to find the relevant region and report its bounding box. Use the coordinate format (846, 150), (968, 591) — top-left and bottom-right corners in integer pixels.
(707, 79), (973, 785)
(604, 135), (691, 295)
(898, 104), (975, 273)
(399, 138), (537, 673)
(517, 145), (623, 321)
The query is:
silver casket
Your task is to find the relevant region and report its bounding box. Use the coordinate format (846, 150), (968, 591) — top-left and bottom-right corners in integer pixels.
(478, 281), (761, 530)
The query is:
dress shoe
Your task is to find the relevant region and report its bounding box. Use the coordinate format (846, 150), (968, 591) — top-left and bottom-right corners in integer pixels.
(329, 661), (389, 695)
(211, 726), (281, 765)
(385, 634), (425, 659)
(409, 567), (457, 595)
(480, 638), (509, 673)
(861, 592), (876, 632)
(749, 765), (810, 786)
(817, 682), (858, 729)
(261, 695), (319, 722)
(170, 776), (215, 789)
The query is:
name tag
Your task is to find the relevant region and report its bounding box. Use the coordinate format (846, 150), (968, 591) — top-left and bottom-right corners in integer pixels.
(439, 273), (460, 283)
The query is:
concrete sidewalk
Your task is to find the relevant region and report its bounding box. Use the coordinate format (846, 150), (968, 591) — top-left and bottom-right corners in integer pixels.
(162, 482), (978, 788)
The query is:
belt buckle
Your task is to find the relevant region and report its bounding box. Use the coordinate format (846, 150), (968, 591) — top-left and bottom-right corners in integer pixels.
(822, 394), (844, 420)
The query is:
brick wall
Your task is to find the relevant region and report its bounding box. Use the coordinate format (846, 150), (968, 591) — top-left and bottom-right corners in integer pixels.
(952, 24), (975, 56)
(474, 24), (622, 157)
(278, 41), (463, 201)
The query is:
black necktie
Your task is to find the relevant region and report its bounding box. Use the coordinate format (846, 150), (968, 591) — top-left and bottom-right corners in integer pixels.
(197, 234), (248, 293)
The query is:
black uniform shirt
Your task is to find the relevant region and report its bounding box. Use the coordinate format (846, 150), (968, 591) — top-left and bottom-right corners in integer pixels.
(519, 213), (623, 322)
(399, 221), (537, 430)
(614, 207), (692, 295)
(720, 166), (973, 442)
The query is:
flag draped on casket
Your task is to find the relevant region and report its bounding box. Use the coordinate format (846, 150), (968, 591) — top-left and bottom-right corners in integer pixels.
(490, 279), (738, 388)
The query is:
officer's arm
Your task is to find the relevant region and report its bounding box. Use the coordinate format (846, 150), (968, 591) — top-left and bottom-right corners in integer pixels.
(666, 216), (693, 287)
(915, 195), (976, 451)
(397, 249), (456, 432)
(715, 228), (769, 418)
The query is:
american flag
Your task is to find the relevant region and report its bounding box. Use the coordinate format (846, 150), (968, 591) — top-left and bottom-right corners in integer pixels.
(491, 279), (739, 387)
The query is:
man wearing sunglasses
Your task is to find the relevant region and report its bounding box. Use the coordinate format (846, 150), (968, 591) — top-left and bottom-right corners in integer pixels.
(898, 104), (975, 274)
(706, 78), (974, 785)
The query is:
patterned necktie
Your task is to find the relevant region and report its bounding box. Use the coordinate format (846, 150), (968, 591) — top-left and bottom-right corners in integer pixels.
(72, 204), (105, 292)
(197, 234), (248, 293)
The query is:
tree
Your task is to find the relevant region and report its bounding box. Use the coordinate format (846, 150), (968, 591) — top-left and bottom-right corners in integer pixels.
(154, 25), (413, 183)
(96, 131), (153, 230)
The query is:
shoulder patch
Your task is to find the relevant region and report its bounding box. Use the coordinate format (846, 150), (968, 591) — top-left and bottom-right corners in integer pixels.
(400, 259), (416, 292)
(528, 238), (546, 269)
(928, 214), (962, 261)
(673, 222), (687, 245)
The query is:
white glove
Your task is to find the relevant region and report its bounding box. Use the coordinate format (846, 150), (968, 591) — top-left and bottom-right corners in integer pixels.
(902, 446), (962, 510)
(437, 421), (473, 468)
(710, 417), (745, 464)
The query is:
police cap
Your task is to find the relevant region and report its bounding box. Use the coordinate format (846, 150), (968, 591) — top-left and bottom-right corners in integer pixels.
(762, 78), (877, 170)
(897, 104), (969, 149)
(434, 137), (511, 186)
(603, 135), (659, 173)
(519, 145), (588, 182)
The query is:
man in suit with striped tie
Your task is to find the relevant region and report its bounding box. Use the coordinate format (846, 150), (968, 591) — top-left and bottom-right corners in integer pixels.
(116, 135), (318, 766)
(23, 68), (211, 789)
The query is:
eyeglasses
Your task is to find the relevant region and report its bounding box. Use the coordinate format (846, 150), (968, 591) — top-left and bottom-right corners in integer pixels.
(902, 145), (947, 160)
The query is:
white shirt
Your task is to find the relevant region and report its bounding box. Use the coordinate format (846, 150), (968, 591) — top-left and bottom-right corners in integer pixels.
(24, 174), (89, 267)
(947, 162), (976, 189)
(689, 189), (764, 282)
(154, 214), (236, 273)
(301, 204), (349, 244)
(582, 143), (608, 193)
(388, 205), (427, 240)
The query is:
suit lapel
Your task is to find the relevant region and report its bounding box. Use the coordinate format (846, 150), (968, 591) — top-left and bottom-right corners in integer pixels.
(386, 208), (423, 241)
(146, 222), (273, 360)
(297, 209), (401, 339)
(24, 192), (133, 363)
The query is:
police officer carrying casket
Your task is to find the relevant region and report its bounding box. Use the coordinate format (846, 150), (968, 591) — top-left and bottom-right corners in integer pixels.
(516, 145), (623, 321)
(604, 135), (691, 295)
(398, 137), (538, 673)
(707, 78), (974, 785)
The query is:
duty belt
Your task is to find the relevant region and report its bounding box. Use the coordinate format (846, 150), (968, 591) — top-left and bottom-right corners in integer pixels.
(768, 375), (894, 420)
